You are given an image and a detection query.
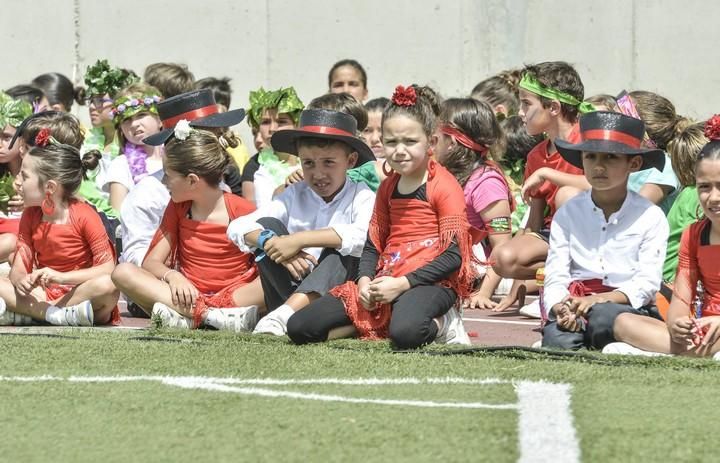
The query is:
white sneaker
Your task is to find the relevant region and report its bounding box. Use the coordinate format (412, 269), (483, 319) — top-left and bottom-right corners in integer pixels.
(519, 299), (542, 319)
(61, 300), (94, 327)
(602, 342), (669, 357)
(531, 340), (542, 348)
(494, 278), (513, 297)
(152, 303), (191, 329)
(713, 352), (720, 361)
(435, 307), (471, 345)
(205, 306), (259, 333)
(253, 305), (295, 336)
(0, 301), (34, 326)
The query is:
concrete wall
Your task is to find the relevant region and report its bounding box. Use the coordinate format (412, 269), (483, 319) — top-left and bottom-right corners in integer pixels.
(3, 0), (718, 143)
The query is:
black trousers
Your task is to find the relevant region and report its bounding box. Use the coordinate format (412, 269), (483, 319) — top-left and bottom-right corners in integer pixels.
(255, 217), (359, 311)
(287, 284), (456, 349)
(542, 302), (662, 350)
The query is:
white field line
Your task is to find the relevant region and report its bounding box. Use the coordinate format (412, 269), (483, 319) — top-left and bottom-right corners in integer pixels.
(463, 317), (539, 326)
(516, 381), (580, 463)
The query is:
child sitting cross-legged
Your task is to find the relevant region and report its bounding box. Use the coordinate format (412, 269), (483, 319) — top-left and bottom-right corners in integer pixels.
(541, 111), (668, 350)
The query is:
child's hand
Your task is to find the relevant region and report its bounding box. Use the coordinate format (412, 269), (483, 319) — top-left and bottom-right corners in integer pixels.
(16, 275), (37, 296)
(464, 291), (498, 310)
(357, 277), (374, 311)
(165, 271), (199, 313)
(264, 235), (303, 263)
(282, 251), (318, 281)
(521, 169), (547, 203)
(567, 295), (605, 318)
(668, 316), (695, 345)
(30, 267), (64, 287)
(285, 169), (304, 186)
(367, 276), (410, 304)
(553, 301), (582, 332)
(8, 194), (24, 213)
(694, 317), (720, 356)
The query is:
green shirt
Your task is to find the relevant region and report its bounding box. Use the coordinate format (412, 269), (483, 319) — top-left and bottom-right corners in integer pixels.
(347, 161), (380, 192)
(80, 127), (120, 218)
(663, 186), (701, 282)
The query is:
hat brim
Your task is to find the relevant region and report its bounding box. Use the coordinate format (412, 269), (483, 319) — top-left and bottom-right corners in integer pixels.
(143, 108), (246, 146)
(555, 139), (666, 172)
(270, 129), (375, 166)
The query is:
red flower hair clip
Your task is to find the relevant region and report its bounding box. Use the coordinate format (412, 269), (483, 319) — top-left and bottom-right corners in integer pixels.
(705, 114), (720, 141)
(391, 85), (417, 107)
(35, 128), (52, 147)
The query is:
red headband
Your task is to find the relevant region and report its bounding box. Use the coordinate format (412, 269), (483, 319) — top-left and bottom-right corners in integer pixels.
(162, 104), (219, 129)
(440, 125), (488, 156)
(582, 129), (642, 148)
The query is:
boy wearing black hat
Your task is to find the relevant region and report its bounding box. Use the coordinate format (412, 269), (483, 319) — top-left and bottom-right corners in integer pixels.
(227, 109), (376, 336)
(542, 111), (669, 350)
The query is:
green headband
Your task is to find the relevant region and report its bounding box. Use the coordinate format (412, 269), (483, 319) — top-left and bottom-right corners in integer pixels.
(247, 87), (304, 129)
(0, 91), (32, 128)
(519, 73), (595, 114)
(111, 93), (161, 125)
(84, 59), (139, 97)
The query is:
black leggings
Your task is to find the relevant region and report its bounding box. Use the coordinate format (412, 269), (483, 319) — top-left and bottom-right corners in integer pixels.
(287, 284), (456, 349)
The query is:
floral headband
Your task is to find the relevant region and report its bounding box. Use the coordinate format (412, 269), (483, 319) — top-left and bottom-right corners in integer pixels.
(111, 94), (161, 125)
(247, 87), (304, 129)
(705, 114), (720, 141)
(0, 91), (32, 129)
(616, 90), (657, 149)
(519, 73), (595, 114)
(391, 85), (417, 106)
(84, 59), (139, 97)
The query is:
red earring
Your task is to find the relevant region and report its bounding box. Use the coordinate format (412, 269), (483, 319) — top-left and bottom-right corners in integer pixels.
(382, 160), (394, 176)
(41, 192), (55, 215)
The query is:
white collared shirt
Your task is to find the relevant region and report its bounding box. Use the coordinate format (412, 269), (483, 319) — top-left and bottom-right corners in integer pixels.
(544, 189), (669, 309)
(227, 178), (376, 259)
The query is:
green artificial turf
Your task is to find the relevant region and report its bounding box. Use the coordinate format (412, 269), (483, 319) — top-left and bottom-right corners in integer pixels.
(0, 329), (718, 462)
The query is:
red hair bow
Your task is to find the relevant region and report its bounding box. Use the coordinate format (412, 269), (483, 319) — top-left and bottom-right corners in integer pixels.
(705, 114), (720, 141)
(392, 85), (417, 107)
(35, 128), (52, 147)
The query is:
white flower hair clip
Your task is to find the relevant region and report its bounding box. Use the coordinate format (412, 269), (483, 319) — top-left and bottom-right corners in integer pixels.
(174, 119), (193, 141)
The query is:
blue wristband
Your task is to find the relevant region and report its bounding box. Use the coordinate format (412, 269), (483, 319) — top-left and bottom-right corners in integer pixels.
(255, 229), (277, 261)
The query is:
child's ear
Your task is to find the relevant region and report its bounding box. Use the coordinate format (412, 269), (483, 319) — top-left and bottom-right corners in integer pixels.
(347, 151), (358, 168)
(549, 100), (562, 116)
(45, 179), (58, 195)
(429, 133), (439, 150)
(628, 155), (643, 172)
(187, 173), (200, 187)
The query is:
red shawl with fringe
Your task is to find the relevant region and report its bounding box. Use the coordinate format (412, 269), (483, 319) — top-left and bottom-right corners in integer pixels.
(145, 193), (258, 327)
(330, 159), (476, 339)
(16, 201), (119, 324)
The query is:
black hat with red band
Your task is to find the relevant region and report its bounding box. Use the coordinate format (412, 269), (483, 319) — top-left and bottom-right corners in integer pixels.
(555, 111), (665, 172)
(144, 89), (245, 146)
(270, 109), (374, 166)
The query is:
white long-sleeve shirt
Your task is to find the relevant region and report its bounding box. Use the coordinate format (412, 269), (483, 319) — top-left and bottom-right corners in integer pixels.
(119, 171), (169, 266)
(227, 178), (375, 259)
(544, 189), (668, 310)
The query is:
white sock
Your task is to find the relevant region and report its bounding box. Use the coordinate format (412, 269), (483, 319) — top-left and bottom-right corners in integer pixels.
(45, 306), (65, 325)
(271, 304), (296, 325)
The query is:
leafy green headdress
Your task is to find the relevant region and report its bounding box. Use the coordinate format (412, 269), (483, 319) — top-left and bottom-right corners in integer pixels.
(0, 91), (32, 129)
(247, 87), (304, 129)
(84, 59), (139, 98)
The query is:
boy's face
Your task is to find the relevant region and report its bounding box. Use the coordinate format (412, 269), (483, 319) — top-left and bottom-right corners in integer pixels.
(0, 125), (21, 164)
(518, 88), (553, 136)
(581, 152), (642, 191)
(298, 142), (357, 202)
(259, 109), (295, 147)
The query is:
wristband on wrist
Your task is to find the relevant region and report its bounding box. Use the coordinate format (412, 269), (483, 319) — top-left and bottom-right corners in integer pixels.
(255, 229), (277, 261)
(162, 269), (178, 283)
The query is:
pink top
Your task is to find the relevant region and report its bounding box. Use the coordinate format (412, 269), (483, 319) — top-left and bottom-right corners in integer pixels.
(464, 167), (511, 230)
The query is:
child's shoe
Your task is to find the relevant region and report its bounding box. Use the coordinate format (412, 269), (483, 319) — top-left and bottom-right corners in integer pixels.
(435, 307), (471, 345)
(0, 297), (33, 326)
(204, 306), (258, 333)
(151, 303), (191, 329)
(519, 299), (542, 319)
(602, 342), (668, 357)
(253, 305), (295, 336)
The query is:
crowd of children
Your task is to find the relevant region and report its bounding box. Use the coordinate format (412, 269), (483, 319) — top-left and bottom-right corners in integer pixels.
(0, 57), (718, 358)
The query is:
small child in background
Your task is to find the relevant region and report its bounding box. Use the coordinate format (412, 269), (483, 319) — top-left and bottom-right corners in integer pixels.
(362, 97), (389, 159)
(585, 94), (619, 113)
(470, 69), (522, 120)
(143, 62), (195, 98)
(0, 139), (118, 326)
(31, 72), (84, 113)
(328, 59), (369, 103)
(5, 85), (48, 113)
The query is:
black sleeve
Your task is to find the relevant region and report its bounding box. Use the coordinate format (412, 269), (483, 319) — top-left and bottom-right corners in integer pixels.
(241, 154), (261, 183)
(405, 243), (461, 287)
(223, 162), (243, 196)
(357, 235), (380, 280)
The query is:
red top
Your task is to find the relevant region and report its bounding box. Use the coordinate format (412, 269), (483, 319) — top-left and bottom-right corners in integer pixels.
(146, 193), (257, 295)
(524, 125), (583, 223)
(16, 201), (115, 273)
(675, 219), (720, 316)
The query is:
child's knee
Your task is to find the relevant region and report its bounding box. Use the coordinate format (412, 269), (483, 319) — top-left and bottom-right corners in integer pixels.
(111, 262), (136, 287)
(542, 322), (584, 350)
(611, 312), (636, 339)
(490, 244), (517, 274)
(388, 317), (432, 350)
(92, 274), (118, 295)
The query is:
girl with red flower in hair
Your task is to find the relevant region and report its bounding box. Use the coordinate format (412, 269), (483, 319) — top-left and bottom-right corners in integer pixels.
(610, 115), (720, 358)
(287, 84), (476, 349)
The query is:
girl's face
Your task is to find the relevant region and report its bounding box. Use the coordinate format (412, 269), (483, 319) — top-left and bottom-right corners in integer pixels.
(362, 110), (383, 158)
(88, 94), (114, 127)
(17, 155), (44, 207)
(253, 127), (266, 152)
(0, 125), (21, 164)
(329, 65), (368, 103)
(120, 112), (162, 146)
(518, 88), (552, 136)
(162, 159), (193, 203)
(696, 158), (720, 222)
(383, 114), (435, 178)
(259, 109), (295, 147)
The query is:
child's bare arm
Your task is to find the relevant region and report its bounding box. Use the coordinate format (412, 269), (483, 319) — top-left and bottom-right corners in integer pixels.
(524, 197), (546, 233)
(263, 229), (341, 263)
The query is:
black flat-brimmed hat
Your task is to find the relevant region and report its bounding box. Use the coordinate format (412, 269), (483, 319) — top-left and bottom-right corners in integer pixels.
(270, 109), (374, 166)
(144, 89), (245, 146)
(555, 111), (665, 171)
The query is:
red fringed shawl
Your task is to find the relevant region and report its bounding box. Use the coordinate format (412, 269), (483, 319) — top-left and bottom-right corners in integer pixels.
(330, 159), (477, 339)
(145, 193), (258, 327)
